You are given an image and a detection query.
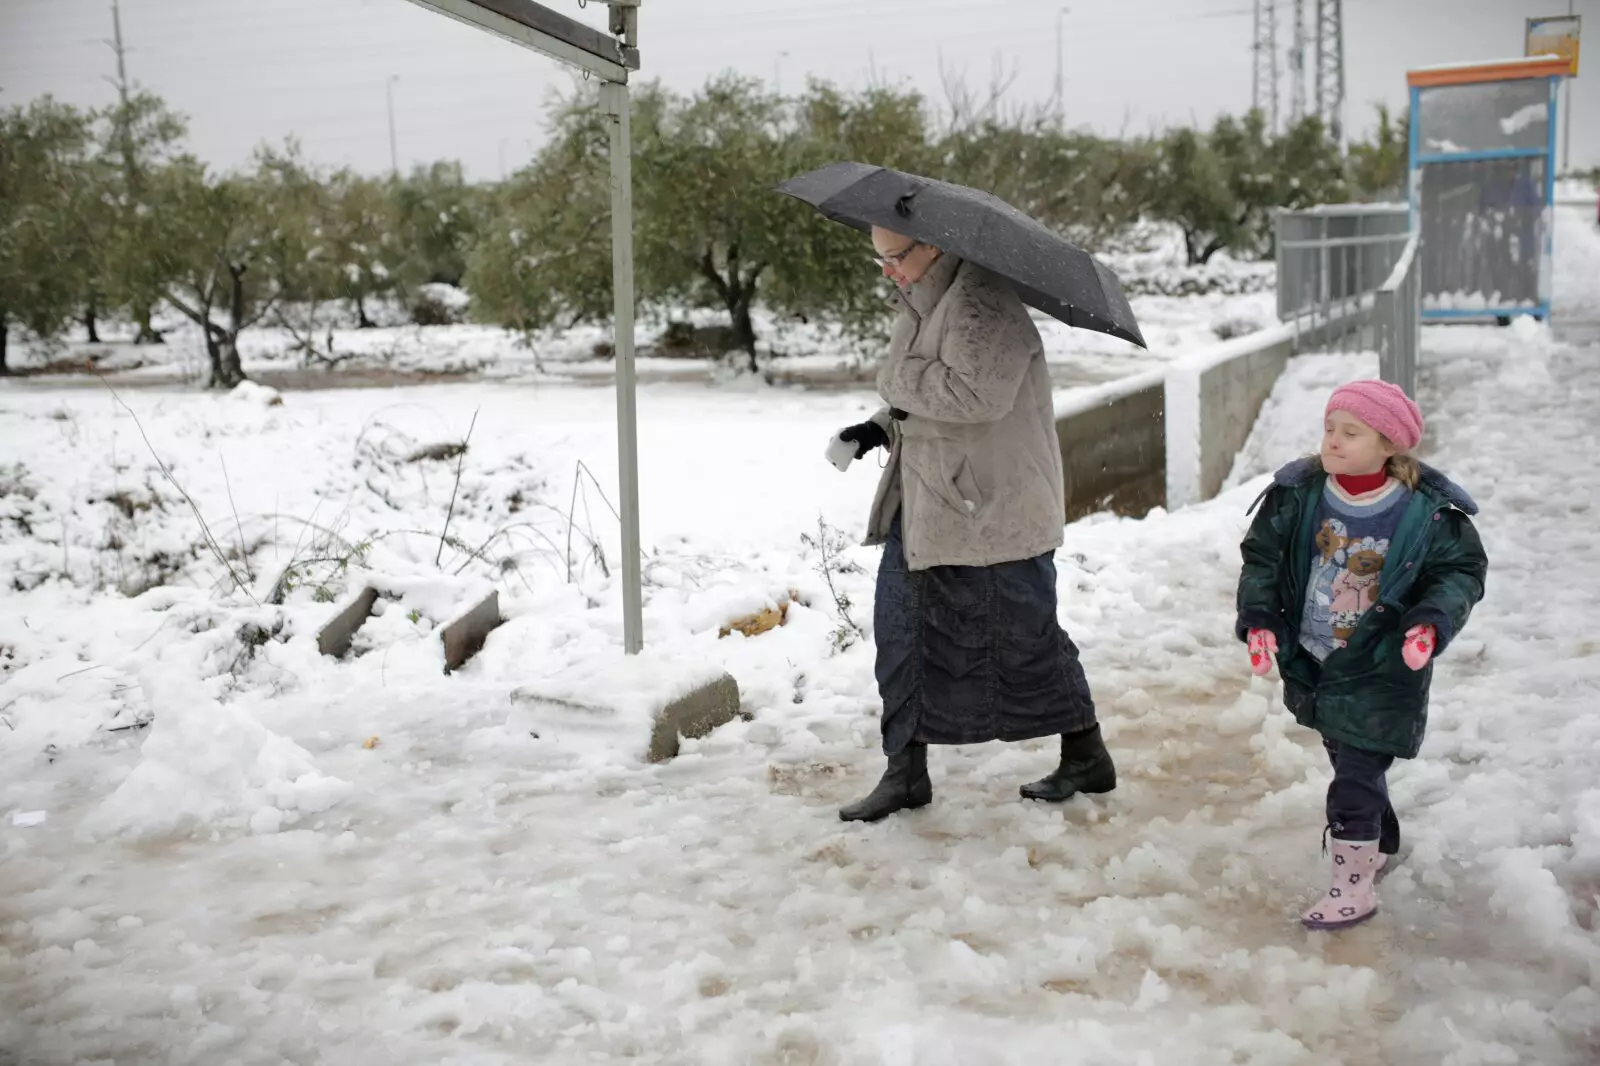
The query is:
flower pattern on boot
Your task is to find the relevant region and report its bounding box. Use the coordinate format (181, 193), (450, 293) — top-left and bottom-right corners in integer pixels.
(1302, 838), (1381, 931)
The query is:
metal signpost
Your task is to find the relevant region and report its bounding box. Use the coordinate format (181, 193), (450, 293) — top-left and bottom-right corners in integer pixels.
(399, 0), (646, 654)
(1525, 11), (1582, 174)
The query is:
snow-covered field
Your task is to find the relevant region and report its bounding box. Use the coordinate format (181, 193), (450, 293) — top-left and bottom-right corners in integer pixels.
(19, 281), (1271, 392)
(1, 207), (1597, 1065)
(5, 223), (1276, 393)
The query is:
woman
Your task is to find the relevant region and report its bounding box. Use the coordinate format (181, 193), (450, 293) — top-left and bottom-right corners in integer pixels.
(828, 226), (1117, 823)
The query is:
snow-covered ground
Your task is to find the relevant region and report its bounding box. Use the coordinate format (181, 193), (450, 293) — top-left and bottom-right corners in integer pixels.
(1554, 176), (1600, 206)
(1, 207), (1597, 1064)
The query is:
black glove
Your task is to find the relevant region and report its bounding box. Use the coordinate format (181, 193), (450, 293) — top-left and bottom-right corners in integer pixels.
(838, 420), (889, 459)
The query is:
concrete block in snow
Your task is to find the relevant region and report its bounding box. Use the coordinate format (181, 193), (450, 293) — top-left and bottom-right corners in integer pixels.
(440, 590), (502, 674)
(316, 586), (380, 658)
(647, 672), (744, 762)
(510, 664), (745, 763)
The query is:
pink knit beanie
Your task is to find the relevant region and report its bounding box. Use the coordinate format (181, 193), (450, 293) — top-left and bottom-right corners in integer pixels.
(1326, 380), (1425, 451)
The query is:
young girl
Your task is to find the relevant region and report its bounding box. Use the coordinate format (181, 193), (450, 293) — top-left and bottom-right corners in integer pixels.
(1236, 379), (1488, 931)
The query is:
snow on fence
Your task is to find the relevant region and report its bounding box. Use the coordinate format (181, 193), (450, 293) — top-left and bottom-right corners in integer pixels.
(1373, 231), (1423, 398)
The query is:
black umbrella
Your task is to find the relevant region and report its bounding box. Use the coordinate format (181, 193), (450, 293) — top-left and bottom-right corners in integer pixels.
(775, 161), (1146, 349)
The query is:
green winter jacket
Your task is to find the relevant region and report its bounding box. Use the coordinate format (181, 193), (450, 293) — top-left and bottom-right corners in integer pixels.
(1235, 458), (1488, 759)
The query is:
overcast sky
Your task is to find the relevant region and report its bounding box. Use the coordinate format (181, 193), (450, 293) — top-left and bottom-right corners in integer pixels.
(2, 0), (1595, 180)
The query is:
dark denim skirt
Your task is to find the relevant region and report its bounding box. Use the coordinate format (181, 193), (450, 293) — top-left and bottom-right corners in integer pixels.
(873, 514), (1098, 755)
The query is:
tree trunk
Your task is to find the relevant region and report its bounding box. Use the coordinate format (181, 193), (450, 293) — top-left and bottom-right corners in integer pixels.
(134, 304), (165, 345)
(215, 334), (247, 388)
(202, 328), (247, 388)
(0, 316), (9, 375)
(83, 296), (102, 345)
(215, 264), (252, 388)
(731, 296), (758, 374)
(204, 329), (223, 387)
(698, 245), (767, 374)
(356, 295), (375, 330)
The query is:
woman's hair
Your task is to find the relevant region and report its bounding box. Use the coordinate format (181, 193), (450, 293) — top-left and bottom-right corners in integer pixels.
(1308, 443), (1422, 490)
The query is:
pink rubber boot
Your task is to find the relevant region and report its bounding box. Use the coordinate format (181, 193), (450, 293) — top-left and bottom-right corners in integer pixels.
(1302, 838), (1381, 931)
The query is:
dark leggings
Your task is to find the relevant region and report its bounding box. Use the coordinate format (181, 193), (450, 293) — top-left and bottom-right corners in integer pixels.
(1324, 737), (1400, 855)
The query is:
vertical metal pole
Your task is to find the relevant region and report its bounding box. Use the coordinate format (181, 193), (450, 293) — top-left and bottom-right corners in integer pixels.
(1332, 242), (1341, 350)
(1402, 268), (1411, 394)
(387, 76), (400, 178)
(1289, 0), (1307, 124)
(1544, 74), (1560, 320)
(1343, 241), (1350, 345)
(1054, 8), (1069, 127)
(1347, 244), (1356, 350)
(1409, 253), (1420, 396)
(602, 79), (644, 655)
(110, 0), (130, 102)
(1319, 218), (1330, 346)
(1252, 1), (1261, 121)
(1561, 1), (1575, 176)
(1275, 211), (1288, 319)
(1561, 79), (1572, 177)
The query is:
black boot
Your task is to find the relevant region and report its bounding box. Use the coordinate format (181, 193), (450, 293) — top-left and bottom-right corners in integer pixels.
(1019, 725), (1116, 803)
(839, 743), (931, 822)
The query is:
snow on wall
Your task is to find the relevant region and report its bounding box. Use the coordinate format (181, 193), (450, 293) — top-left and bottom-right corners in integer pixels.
(1163, 361), (1203, 511)
(1164, 300), (1374, 510)
(1051, 367), (1167, 422)
(1222, 350), (1379, 492)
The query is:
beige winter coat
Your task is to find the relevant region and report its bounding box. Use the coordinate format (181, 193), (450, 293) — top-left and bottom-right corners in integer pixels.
(863, 253), (1066, 570)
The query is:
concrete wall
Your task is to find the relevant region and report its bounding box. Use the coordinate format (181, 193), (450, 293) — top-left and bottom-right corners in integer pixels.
(1165, 306), (1373, 510)
(1054, 371), (1166, 522)
(1051, 305), (1375, 523)
(1195, 336), (1296, 500)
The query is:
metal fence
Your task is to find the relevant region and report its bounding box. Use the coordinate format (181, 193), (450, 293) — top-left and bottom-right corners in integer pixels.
(1276, 204), (1409, 346)
(1275, 203), (1422, 395)
(1372, 231), (1422, 397)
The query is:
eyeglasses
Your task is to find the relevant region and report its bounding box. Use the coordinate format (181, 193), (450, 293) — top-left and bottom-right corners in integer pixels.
(872, 242), (920, 268)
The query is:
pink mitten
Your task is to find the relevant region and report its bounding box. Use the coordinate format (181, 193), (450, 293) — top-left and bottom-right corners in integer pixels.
(1248, 628), (1279, 677)
(1402, 624), (1436, 671)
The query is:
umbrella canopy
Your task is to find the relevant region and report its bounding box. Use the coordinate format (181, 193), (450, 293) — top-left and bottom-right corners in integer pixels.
(776, 161), (1146, 349)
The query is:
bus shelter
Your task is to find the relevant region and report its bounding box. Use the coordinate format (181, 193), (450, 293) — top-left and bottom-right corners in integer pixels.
(1407, 56), (1569, 322)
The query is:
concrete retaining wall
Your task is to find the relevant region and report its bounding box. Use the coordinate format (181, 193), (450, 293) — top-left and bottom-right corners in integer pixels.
(1049, 302), (1375, 523)
(1164, 305), (1372, 511)
(1054, 370), (1166, 522)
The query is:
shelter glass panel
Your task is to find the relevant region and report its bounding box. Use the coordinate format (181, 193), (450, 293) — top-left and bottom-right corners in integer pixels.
(1417, 80), (1550, 154)
(1418, 156), (1547, 310)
